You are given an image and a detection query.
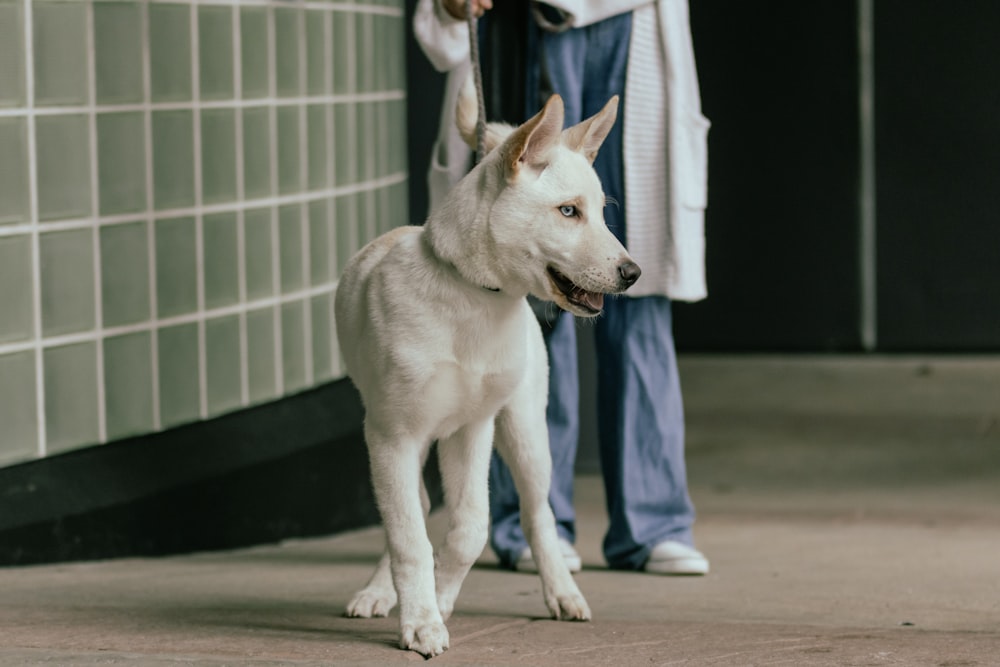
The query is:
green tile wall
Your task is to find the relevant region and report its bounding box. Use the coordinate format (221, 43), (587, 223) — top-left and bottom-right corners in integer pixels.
(103, 331), (154, 440)
(0, 117), (30, 224)
(33, 1), (88, 106)
(1, 0), (408, 467)
(0, 235), (34, 344)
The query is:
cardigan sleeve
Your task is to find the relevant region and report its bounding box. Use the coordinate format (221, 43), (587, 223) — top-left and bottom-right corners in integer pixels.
(413, 0), (470, 73)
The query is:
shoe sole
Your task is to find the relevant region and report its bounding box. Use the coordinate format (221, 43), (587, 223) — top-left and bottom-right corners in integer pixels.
(643, 557), (709, 576)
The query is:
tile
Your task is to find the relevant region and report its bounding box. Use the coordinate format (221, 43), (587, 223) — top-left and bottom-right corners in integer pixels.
(0, 117), (30, 224)
(331, 11), (353, 95)
(40, 228), (95, 337)
(355, 13), (374, 94)
(155, 216), (198, 318)
(334, 103), (356, 185)
(0, 351), (38, 466)
(200, 108), (237, 205)
(387, 16), (405, 91)
(371, 14), (386, 92)
(242, 106), (272, 199)
(240, 7), (269, 99)
(279, 204), (304, 294)
(44, 342), (99, 454)
(308, 199), (330, 285)
(149, 2), (192, 103)
(103, 331), (154, 441)
(393, 180), (410, 227)
(281, 299), (306, 393)
(35, 114), (92, 221)
(357, 192), (376, 251)
(205, 314), (241, 416)
(203, 212), (240, 310)
(310, 293), (333, 384)
(0, 235), (33, 344)
(274, 7), (302, 97)
(389, 98), (408, 174)
(198, 5), (234, 101)
(0, 2), (25, 107)
(277, 106), (301, 194)
(94, 2), (143, 105)
(246, 306), (277, 403)
(100, 221), (151, 328)
(307, 104), (328, 190)
(152, 110), (195, 210)
(32, 1), (88, 106)
(97, 112), (147, 216)
(334, 193), (357, 276)
(157, 322), (200, 428)
(243, 207), (274, 301)
(356, 101), (375, 181)
(306, 10), (328, 96)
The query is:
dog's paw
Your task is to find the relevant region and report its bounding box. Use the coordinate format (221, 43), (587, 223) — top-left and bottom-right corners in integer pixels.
(345, 587), (397, 618)
(546, 590), (591, 622)
(400, 620), (450, 657)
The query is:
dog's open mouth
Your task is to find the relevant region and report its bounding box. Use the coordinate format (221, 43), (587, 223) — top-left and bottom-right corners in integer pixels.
(548, 267), (604, 314)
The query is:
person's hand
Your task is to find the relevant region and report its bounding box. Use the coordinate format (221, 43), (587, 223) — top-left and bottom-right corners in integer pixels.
(441, 0), (493, 21)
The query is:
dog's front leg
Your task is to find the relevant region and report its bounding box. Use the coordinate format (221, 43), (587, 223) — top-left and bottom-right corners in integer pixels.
(433, 419), (494, 620)
(367, 432), (449, 657)
(495, 400), (591, 621)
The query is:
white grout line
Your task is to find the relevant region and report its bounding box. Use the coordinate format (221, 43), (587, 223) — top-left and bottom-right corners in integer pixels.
(87, 0), (404, 19)
(0, 90), (405, 117)
(191, 1), (209, 419)
(297, 8), (314, 388)
(140, 0), (163, 432)
(232, 2), (250, 408)
(325, 8), (337, 381)
(86, 0), (108, 446)
(24, 0), (46, 459)
(267, 5), (284, 397)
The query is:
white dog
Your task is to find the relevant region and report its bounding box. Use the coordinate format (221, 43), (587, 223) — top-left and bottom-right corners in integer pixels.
(334, 85), (640, 657)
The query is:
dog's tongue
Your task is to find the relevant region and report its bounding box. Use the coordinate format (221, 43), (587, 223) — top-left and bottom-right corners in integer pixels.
(573, 287), (604, 312)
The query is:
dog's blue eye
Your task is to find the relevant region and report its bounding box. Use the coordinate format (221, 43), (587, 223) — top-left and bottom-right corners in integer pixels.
(559, 205), (577, 218)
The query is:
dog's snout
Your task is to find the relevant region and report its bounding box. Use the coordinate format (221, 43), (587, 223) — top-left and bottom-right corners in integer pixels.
(618, 260), (641, 287)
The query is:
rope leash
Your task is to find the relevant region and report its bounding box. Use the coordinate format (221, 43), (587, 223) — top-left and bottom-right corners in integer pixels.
(465, 0), (488, 163)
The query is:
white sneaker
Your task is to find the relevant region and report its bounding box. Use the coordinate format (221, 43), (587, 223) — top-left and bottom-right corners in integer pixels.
(514, 538), (582, 573)
(643, 540), (709, 575)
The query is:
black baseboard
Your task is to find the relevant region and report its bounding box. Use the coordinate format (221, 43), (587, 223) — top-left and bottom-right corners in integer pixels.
(0, 379), (441, 567)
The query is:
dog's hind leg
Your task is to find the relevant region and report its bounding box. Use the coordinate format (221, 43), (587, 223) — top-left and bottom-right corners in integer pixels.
(433, 419), (494, 620)
(345, 447), (433, 619)
(495, 386), (591, 622)
(366, 431), (449, 657)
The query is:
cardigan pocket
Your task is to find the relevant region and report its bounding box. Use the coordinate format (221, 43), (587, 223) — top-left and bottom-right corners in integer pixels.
(679, 111), (710, 210)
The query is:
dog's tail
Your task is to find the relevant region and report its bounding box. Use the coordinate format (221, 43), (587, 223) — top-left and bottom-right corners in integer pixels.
(456, 73), (514, 155)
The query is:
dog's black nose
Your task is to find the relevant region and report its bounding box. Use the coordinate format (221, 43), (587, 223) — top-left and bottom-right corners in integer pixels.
(618, 260), (641, 286)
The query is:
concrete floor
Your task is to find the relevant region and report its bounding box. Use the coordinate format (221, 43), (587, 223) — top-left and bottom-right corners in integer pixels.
(2, 356), (999, 665)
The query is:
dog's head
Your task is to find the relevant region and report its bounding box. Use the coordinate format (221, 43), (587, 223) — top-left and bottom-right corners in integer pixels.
(429, 85), (641, 317)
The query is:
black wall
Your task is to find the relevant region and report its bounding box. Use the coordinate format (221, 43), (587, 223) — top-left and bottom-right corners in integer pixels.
(874, 0), (1000, 350)
(406, 0), (1000, 351)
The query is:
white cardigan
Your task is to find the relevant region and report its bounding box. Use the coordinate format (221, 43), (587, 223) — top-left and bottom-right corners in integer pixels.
(413, 0), (709, 301)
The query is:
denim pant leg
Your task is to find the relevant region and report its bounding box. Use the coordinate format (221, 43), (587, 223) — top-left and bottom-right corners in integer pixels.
(595, 296), (696, 570)
(489, 311), (579, 568)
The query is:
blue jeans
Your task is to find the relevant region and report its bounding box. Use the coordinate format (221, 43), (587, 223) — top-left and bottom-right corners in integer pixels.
(489, 10), (697, 571)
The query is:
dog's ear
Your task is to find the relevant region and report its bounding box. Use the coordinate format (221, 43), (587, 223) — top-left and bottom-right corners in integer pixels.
(456, 73), (514, 154)
(504, 94), (565, 179)
(562, 95), (619, 164)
